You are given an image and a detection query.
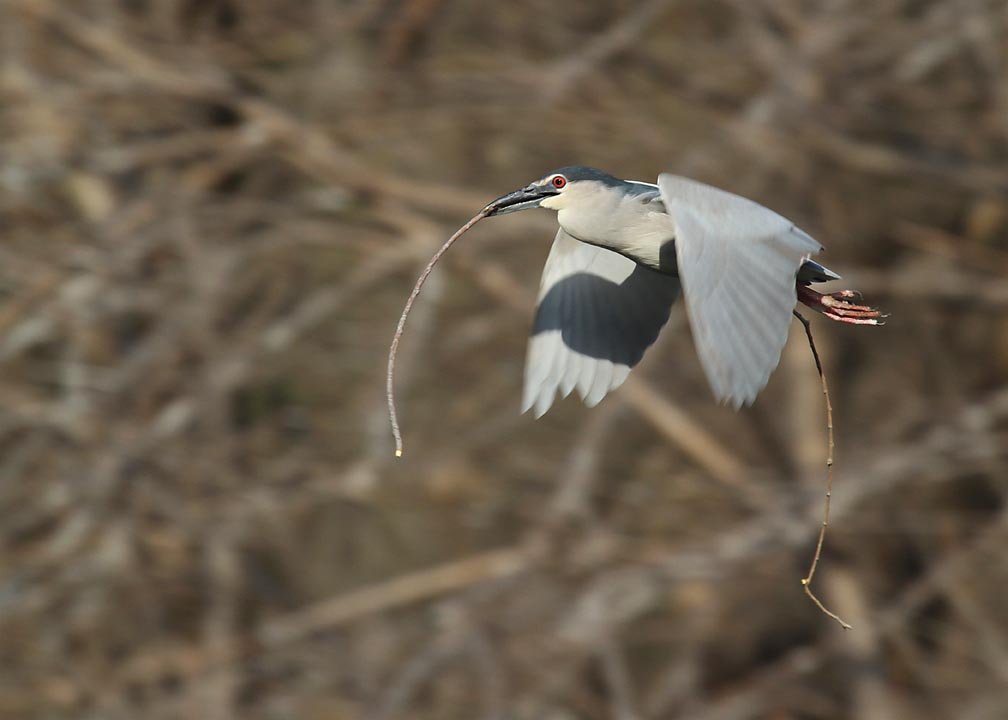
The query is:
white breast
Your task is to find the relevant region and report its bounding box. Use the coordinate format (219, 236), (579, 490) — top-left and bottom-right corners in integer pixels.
(557, 190), (674, 271)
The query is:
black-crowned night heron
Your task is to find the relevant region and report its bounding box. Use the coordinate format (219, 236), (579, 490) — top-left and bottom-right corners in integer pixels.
(482, 166), (881, 418)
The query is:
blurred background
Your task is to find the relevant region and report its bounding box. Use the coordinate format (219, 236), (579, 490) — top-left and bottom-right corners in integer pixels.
(1, 1), (1007, 718)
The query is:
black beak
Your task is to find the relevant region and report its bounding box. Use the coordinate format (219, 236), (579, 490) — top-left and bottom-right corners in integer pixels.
(483, 184), (558, 216)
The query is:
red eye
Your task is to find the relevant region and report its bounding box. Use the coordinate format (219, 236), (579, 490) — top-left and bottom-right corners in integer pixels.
(552, 175), (566, 189)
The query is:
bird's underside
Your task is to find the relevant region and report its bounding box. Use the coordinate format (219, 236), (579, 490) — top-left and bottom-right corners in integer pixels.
(522, 174), (882, 417)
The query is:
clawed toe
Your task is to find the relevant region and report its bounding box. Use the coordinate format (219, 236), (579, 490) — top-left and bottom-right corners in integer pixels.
(822, 311), (885, 326)
(830, 289), (862, 301)
(819, 293), (880, 316)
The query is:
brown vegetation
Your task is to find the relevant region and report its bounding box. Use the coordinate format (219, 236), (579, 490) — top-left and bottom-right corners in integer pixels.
(1, 1), (1007, 718)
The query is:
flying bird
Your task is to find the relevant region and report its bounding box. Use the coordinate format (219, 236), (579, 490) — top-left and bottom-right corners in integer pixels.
(482, 166), (882, 418)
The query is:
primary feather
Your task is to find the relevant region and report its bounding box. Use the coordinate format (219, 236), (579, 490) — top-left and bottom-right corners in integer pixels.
(657, 174), (821, 407)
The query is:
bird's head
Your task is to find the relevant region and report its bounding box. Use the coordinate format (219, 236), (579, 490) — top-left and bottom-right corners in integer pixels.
(483, 166), (621, 216)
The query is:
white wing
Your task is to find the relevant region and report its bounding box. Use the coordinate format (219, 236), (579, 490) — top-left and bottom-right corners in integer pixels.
(523, 229), (680, 418)
(657, 174), (822, 407)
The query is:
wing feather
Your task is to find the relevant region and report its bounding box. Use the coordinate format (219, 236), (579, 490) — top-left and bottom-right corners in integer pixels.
(523, 229), (680, 417)
(658, 174), (821, 406)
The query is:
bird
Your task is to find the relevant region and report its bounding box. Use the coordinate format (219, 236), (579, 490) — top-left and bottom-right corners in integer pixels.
(481, 166), (882, 419)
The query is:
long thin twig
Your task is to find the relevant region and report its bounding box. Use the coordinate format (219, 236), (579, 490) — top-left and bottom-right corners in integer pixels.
(387, 210), (489, 456)
(794, 310), (852, 630)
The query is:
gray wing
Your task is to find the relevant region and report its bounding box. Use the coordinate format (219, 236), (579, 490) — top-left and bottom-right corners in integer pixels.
(524, 229), (681, 417)
(657, 174), (823, 407)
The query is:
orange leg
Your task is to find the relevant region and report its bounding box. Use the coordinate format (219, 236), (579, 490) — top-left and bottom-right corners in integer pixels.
(797, 284), (886, 325)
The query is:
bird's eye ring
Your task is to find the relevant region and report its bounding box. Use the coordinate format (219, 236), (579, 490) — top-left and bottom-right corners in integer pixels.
(551, 175), (566, 189)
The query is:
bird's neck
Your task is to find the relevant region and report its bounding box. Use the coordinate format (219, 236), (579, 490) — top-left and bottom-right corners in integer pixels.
(557, 206), (674, 275)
